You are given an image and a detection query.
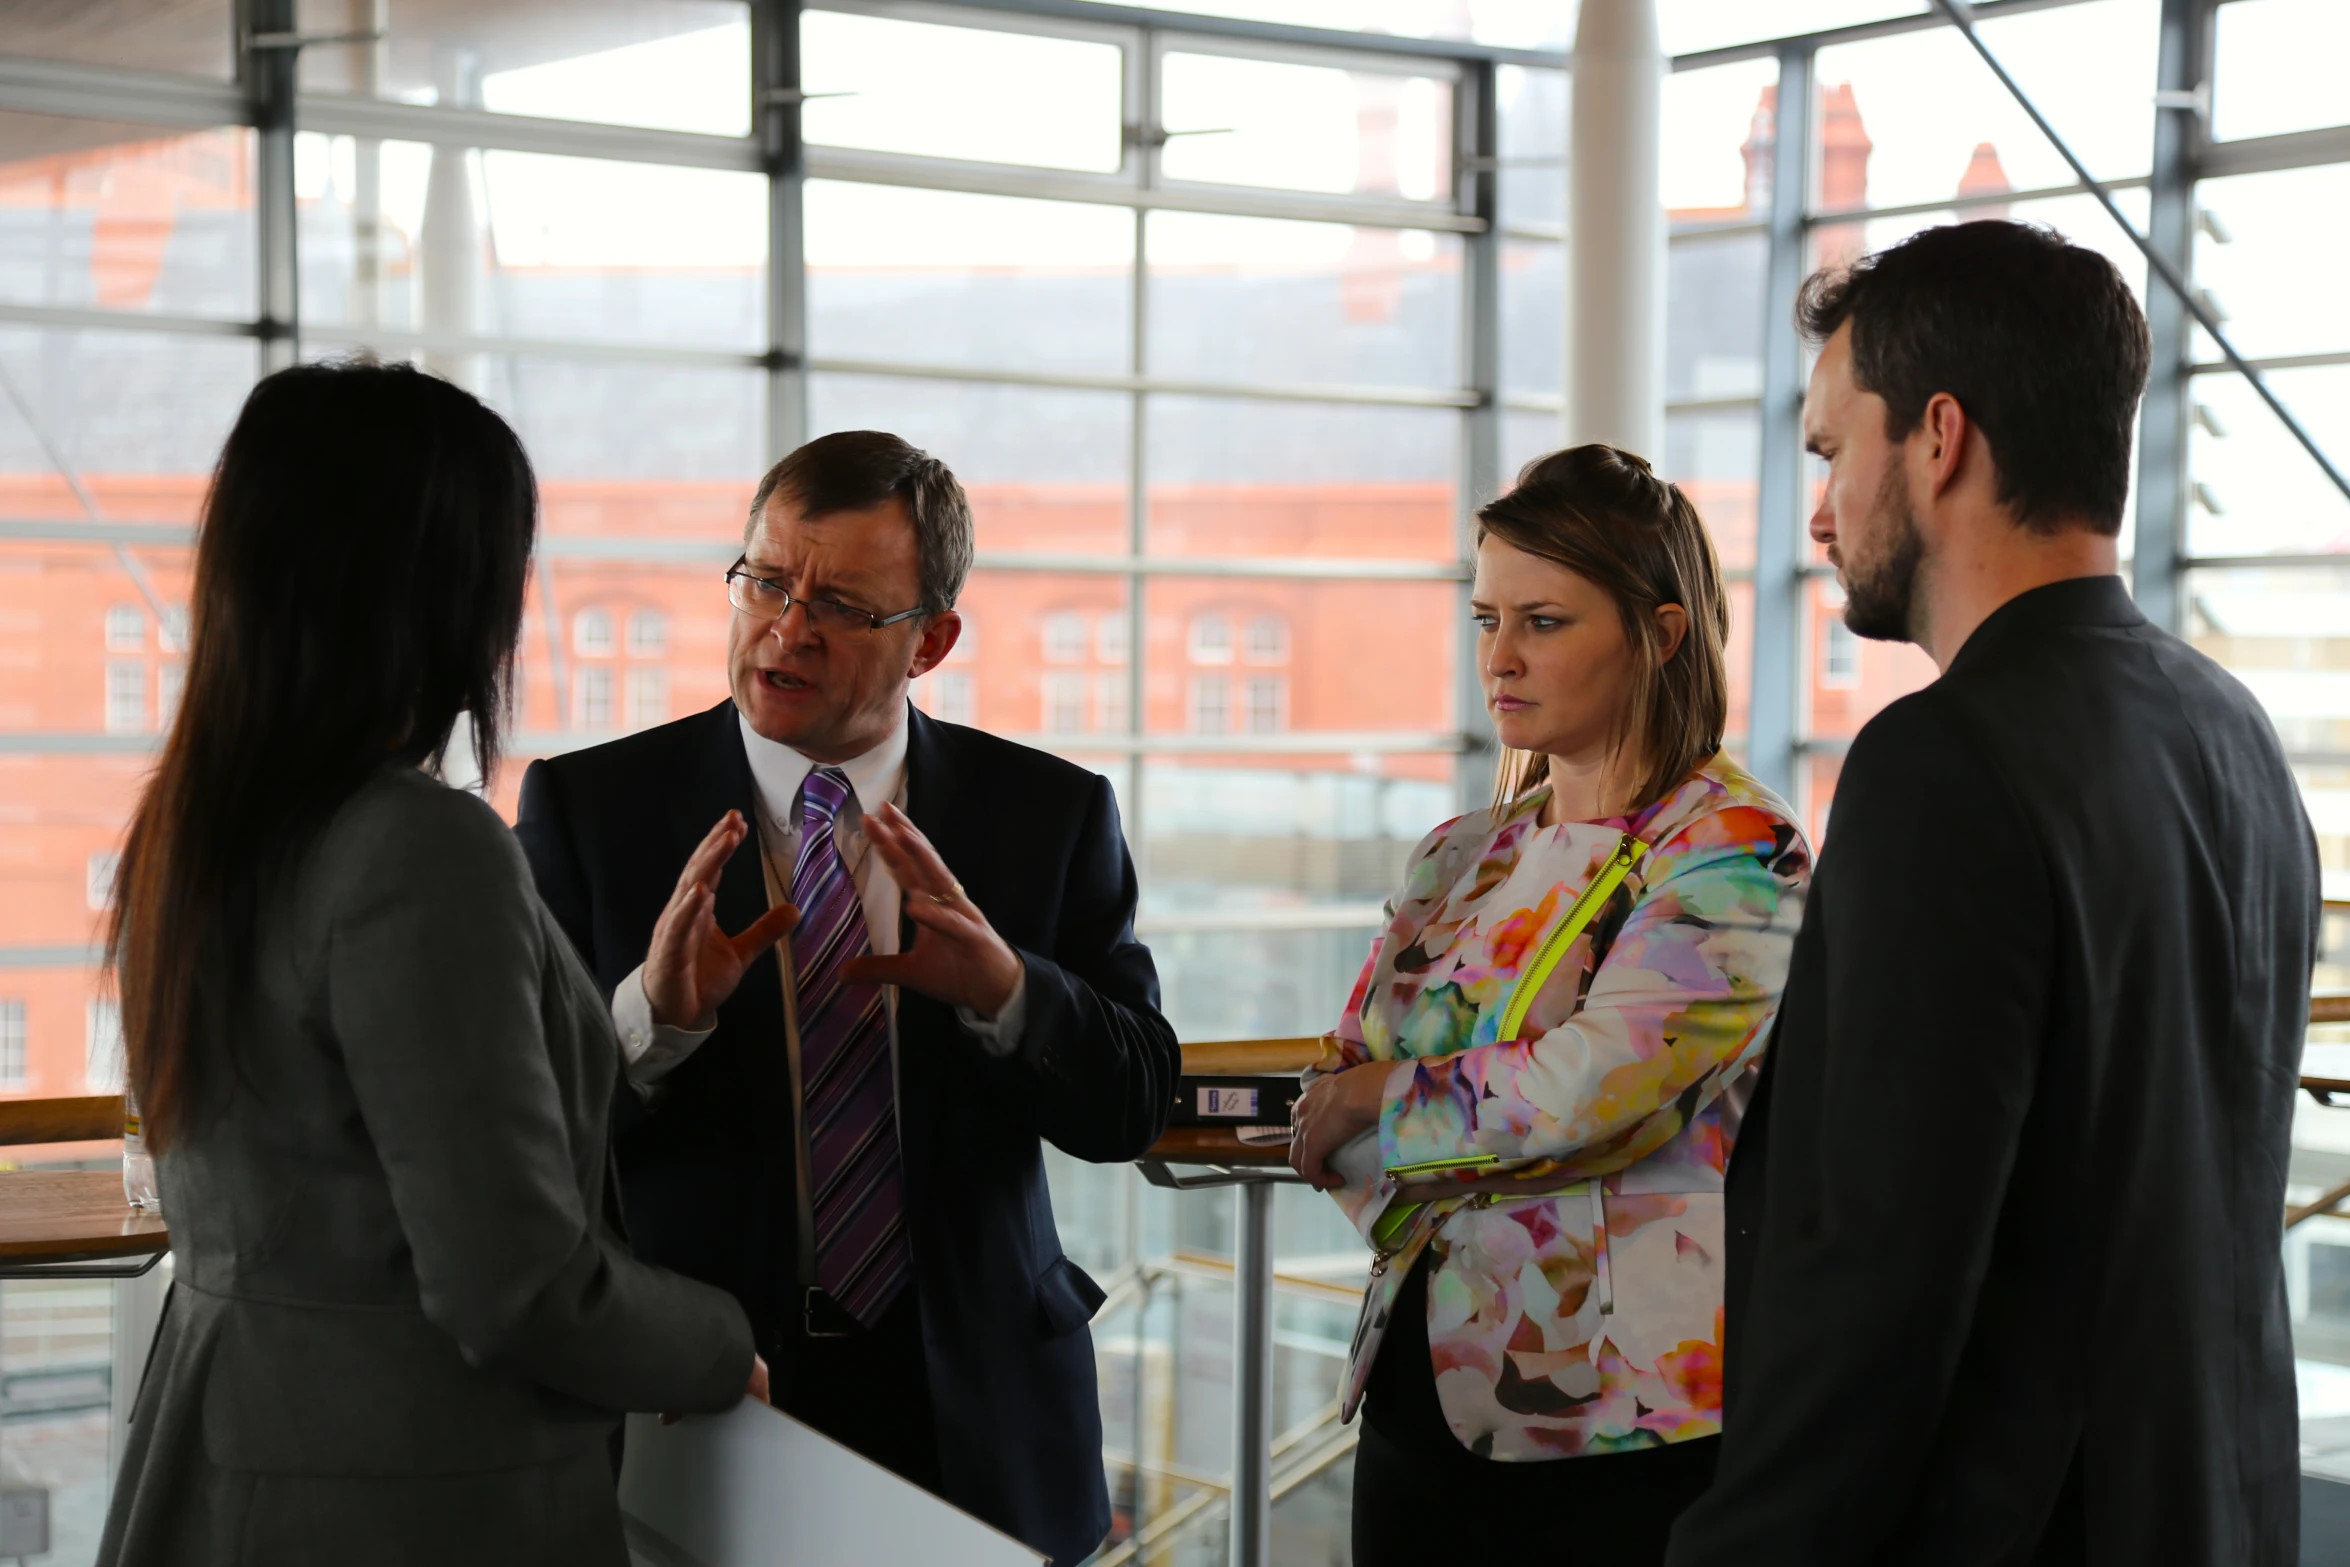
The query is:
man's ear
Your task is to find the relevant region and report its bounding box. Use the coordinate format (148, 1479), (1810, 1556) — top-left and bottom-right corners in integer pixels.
(1916, 391), (1973, 503)
(909, 609), (962, 680)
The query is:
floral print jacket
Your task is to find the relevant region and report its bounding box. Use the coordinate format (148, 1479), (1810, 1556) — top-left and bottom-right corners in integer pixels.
(1322, 755), (1809, 1461)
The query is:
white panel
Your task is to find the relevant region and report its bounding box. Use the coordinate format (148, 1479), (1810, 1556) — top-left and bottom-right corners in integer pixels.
(620, 1404), (1046, 1567)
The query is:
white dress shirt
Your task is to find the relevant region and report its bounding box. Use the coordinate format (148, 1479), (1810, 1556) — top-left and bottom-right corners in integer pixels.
(611, 705), (1026, 1085)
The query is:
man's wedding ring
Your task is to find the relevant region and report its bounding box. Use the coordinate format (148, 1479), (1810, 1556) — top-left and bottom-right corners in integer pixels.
(931, 880), (964, 905)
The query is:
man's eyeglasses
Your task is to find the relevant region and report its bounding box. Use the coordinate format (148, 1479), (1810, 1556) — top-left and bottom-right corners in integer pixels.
(726, 560), (931, 635)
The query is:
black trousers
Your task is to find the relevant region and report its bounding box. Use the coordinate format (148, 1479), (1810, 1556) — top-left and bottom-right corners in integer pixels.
(773, 1283), (943, 1495)
(1353, 1258), (1718, 1567)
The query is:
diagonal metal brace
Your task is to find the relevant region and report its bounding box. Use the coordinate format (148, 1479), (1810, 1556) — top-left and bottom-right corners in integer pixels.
(1928, 0), (2350, 509)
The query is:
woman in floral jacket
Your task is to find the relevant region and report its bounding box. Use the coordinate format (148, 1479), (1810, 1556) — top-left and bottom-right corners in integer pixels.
(1289, 445), (1811, 1565)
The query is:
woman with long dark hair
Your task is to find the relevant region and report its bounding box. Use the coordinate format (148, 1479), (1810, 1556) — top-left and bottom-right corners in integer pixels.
(1288, 446), (1812, 1564)
(98, 362), (763, 1566)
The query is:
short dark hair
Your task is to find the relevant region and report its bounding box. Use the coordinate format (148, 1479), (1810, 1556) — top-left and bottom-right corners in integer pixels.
(747, 430), (973, 611)
(1796, 220), (2150, 536)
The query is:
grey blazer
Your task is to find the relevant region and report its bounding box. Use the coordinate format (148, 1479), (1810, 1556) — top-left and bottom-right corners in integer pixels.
(98, 768), (754, 1567)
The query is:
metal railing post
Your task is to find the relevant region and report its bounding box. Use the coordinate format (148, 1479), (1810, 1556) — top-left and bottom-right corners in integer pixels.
(1228, 1178), (1275, 1567)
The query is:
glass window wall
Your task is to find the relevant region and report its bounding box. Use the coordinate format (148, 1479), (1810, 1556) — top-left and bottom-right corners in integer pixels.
(8, 2), (2349, 1557)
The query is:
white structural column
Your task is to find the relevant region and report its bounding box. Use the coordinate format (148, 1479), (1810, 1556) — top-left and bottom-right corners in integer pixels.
(1566, 0), (1666, 458)
(419, 48), (485, 392)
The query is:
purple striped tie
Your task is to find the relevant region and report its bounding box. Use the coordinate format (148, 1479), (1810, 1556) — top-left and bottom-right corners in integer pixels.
(791, 767), (910, 1328)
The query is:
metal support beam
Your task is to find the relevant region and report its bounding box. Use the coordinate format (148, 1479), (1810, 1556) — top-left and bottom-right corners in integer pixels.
(417, 51), (484, 392)
(1746, 42), (1814, 804)
(2133, 0), (2210, 633)
(1929, 0), (2350, 513)
(1566, 0), (1665, 457)
(1228, 1179), (1275, 1567)
(1130, 1159), (1305, 1567)
(1123, 28), (1156, 878)
(242, 0), (299, 373)
(1457, 59), (1501, 815)
(758, 0), (808, 459)
(856, 0), (1563, 68)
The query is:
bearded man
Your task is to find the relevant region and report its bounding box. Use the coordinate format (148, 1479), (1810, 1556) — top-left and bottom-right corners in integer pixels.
(1667, 221), (2321, 1566)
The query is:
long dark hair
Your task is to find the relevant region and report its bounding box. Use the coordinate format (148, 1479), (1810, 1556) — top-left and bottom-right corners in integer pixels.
(107, 361), (537, 1148)
(1477, 444), (1729, 813)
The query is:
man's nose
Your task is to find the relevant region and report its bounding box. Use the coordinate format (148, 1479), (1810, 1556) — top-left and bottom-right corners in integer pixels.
(766, 599), (821, 647)
(1807, 493), (1836, 545)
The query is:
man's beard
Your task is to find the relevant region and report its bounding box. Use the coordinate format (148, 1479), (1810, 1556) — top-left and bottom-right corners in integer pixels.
(1840, 461), (1927, 643)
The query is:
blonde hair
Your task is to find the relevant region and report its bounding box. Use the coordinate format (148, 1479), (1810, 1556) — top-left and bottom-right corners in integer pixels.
(1476, 444), (1730, 813)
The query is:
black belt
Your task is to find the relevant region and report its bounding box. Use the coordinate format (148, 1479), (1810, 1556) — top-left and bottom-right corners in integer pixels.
(802, 1285), (866, 1339)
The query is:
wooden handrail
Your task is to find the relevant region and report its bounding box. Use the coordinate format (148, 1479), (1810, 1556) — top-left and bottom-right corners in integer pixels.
(1173, 1005), (2350, 1175)
(0, 991), (2323, 1161)
(0, 1094), (123, 1147)
(1180, 1037), (1337, 1075)
(1147, 1126), (1294, 1168)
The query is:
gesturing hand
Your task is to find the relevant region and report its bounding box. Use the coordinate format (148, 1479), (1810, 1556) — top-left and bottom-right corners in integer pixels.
(839, 802), (1024, 1017)
(644, 811), (800, 1030)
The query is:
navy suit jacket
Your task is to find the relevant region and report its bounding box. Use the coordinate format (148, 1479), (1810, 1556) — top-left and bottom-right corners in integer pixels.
(515, 699), (1178, 1565)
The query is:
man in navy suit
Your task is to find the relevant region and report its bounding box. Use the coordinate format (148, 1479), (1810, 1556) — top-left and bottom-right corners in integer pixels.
(516, 430), (1178, 1566)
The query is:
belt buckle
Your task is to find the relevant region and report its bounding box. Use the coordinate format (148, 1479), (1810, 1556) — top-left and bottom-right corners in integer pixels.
(803, 1286), (860, 1339)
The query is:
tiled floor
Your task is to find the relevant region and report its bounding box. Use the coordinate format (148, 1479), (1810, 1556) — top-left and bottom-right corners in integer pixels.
(2306, 1360), (2350, 1486)
(9, 1400), (2349, 1565)
(2310, 1417), (2350, 1486)
(2307, 1476), (2350, 1567)
(0, 1408), (109, 1565)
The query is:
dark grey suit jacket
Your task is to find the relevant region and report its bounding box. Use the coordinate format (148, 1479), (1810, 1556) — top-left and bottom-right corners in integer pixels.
(1669, 576), (2322, 1565)
(98, 768), (754, 1567)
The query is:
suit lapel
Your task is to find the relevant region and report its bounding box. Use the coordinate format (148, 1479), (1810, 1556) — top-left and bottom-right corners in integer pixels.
(896, 706), (955, 1201)
(678, 701), (783, 1054)
(675, 699), (769, 938)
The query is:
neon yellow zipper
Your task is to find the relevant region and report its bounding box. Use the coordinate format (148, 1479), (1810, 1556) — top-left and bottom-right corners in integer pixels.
(1367, 829), (1650, 1258)
(1385, 1152), (1501, 1181)
(1497, 832), (1647, 1044)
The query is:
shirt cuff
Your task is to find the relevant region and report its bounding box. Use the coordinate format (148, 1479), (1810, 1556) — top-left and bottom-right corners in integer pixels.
(955, 970), (1028, 1058)
(613, 965), (717, 1087)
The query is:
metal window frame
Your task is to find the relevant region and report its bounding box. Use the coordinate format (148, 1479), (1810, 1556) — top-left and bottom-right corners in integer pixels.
(1455, 56), (1499, 816)
(2132, 0), (2213, 632)
(1764, 0), (2350, 787)
(0, 0), (2343, 857)
(798, 0), (1482, 228)
(1141, 26), (1470, 224)
(1746, 39), (1815, 804)
(6, 12), (2348, 1565)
